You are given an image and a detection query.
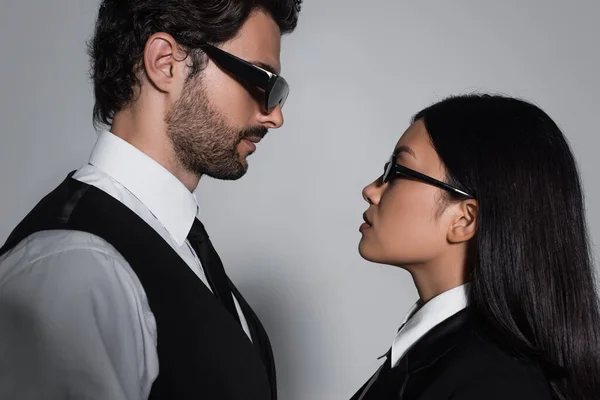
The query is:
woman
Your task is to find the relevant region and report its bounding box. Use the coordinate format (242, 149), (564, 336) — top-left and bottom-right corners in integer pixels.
(351, 94), (600, 400)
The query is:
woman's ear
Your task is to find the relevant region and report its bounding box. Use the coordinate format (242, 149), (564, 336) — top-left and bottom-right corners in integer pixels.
(447, 199), (478, 244)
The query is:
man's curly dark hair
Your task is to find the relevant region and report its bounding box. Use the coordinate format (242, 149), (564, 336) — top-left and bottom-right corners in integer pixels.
(88, 0), (302, 128)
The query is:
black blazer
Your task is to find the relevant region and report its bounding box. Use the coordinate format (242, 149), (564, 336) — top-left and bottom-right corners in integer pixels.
(350, 309), (554, 400)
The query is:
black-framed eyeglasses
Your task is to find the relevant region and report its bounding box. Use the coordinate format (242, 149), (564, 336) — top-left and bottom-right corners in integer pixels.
(383, 155), (475, 199)
(200, 43), (289, 112)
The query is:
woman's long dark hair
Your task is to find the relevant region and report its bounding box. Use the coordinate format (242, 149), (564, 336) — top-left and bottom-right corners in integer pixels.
(414, 94), (600, 400)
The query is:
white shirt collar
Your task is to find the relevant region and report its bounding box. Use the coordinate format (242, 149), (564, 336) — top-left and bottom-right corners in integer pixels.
(390, 283), (470, 367)
(87, 130), (199, 247)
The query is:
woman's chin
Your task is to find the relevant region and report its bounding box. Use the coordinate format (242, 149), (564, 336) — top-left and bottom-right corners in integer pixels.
(358, 242), (412, 268)
(358, 241), (382, 264)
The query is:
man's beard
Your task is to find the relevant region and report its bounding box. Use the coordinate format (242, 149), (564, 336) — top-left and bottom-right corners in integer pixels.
(165, 76), (267, 180)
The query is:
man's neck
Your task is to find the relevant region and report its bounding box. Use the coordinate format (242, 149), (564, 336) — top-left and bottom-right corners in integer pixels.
(111, 110), (201, 192)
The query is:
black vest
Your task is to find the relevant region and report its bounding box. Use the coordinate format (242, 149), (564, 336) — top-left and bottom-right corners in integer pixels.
(0, 173), (277, 400)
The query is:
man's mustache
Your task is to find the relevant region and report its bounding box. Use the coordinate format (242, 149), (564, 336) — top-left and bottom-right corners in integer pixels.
(242, 126), (268, 140)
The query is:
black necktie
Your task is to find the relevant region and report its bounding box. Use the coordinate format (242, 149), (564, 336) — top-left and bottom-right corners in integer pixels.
(187, 218), (241, 325)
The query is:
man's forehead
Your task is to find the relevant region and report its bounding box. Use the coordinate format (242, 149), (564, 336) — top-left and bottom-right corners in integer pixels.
(223, 10), (282, 74)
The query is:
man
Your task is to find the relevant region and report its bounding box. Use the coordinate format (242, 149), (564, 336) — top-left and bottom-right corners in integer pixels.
(0, 1), (301, 399)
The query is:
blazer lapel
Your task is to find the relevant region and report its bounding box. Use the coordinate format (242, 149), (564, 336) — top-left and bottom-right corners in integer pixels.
(397, 309), (471, 399)
(352, 309), (471, 400)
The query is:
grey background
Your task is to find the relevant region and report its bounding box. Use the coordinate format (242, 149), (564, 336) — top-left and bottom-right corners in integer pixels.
(1, 1), (599, 399)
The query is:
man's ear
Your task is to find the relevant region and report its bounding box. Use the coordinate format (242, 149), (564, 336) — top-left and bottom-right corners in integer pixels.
(447, 199), (478, 244)
(142, 32), (187, 93)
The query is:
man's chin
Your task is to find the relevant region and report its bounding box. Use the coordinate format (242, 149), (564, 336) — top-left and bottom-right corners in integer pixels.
(205, 160), (248, 181)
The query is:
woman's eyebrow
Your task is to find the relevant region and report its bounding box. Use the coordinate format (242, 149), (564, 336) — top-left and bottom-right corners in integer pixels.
(393, 145), (417, 160)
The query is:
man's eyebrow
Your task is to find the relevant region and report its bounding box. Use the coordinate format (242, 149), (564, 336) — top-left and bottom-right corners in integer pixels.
(251, 61), (280, 75)
(393, 145), (417, 159)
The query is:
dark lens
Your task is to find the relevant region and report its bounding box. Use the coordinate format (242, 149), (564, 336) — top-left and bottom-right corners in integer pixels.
(267, 76), (289, 110)
(383, 162), (392, 182)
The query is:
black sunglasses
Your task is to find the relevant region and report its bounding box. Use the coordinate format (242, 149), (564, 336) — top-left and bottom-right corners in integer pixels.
(201, 43), (289, 112)
(383, 155), (475, 199)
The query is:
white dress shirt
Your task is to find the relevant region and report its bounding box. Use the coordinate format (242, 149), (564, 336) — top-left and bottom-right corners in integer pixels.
(357, 284), (470, 400)
(0, 130), (251, 400)
(390, 284), (469, 367)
